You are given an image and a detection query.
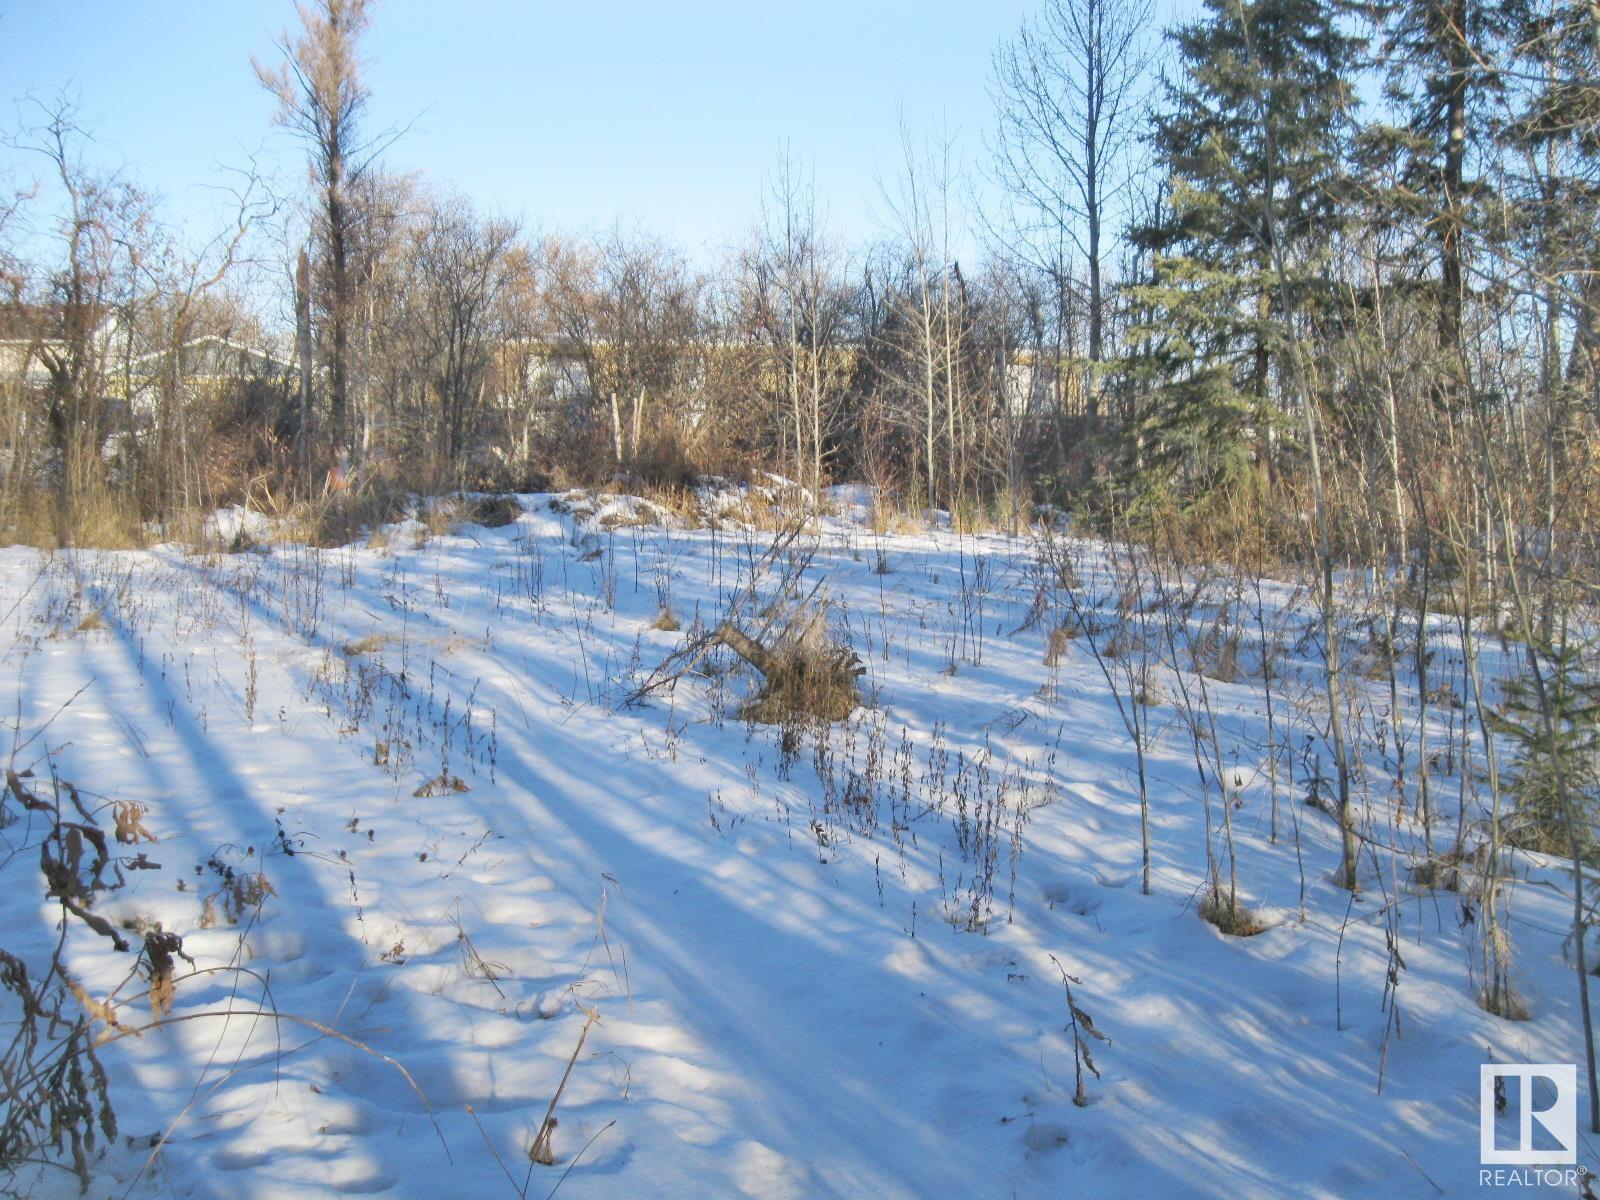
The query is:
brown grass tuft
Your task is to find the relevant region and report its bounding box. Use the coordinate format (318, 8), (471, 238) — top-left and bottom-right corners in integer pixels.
(1043, 623), (1076, 666)
(462, 494), (523, 528)
(1199, 891), (1267, 937)
(735, 609), (863, 724)
(292, 487), (411, 547)
(343, 633), (393, 658)
(1479, 986), (1531, 1021)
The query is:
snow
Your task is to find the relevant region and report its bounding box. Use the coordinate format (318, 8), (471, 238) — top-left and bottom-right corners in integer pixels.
(202, 504), (274, 547)
(0, 493), (1589, 1198)
(822, 483), (875, 527)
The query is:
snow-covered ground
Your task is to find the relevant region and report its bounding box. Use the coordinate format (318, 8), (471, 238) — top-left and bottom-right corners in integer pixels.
(0, 492), (1589, 1198)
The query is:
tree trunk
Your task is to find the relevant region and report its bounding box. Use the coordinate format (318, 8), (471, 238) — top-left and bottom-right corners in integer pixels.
(296, 248), (314, 485)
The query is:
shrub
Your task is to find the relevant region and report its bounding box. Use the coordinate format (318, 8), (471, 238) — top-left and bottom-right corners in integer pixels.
(462, 494), (523, 528)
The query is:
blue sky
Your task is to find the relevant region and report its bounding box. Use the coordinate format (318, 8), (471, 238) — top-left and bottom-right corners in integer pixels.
(0, 0), (1086, 257)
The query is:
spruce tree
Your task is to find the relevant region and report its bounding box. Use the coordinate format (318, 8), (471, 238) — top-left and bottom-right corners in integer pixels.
(1363, 0), (1506, 360)
(1493, 639), (1600, 862)
(1495, 0), (1600, 402)
(1127, 0), (1361, 502)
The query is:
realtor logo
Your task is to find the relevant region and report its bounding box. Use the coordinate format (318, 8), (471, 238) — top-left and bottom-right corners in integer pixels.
(1481, 1064), (1577, 1165)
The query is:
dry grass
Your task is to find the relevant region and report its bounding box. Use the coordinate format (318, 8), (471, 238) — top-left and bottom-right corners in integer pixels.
(286, 487), (410, 548)
(1479, 985), (1531, 1021)
(738, 607), (863, 724)
(596, 496), (672, 530)
(653, 485), (709, 525)
(1406, 857), (1454, 891)
(1194, 627), (1240, 683)
(872, 502), (926, 536)
(702, 482), (815, 530)
(1199, 891), (1267, 937)
(417, 497), (464, 541)
(64, 491), (151, 549)
(651, 607), (682, 632)
(1134, 674), (1165, 707)
(0, 489), (148, 550)
(595, 507), (654, 530)
(414, 772), (470, 798)
(1408, 843), (1494, 894)
(1401, 579), (1499, 619)
(462, 494), (523, 528)
(1043, 623), (1076, 666)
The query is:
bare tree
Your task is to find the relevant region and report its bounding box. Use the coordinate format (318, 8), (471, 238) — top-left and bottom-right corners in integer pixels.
(401, 194), (520, 484)
(5, 96), (153, 533)
(545, 228), (707, 478)
(743, 146), (851, 493)
(255, 0), (381, 456)
(991, 0), (1154, 423)
(878, 118), (968, 511)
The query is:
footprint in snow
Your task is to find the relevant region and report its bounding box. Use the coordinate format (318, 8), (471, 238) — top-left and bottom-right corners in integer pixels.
(1025, 1123), (1072, 1153)
(1040, 882), (1102, 917)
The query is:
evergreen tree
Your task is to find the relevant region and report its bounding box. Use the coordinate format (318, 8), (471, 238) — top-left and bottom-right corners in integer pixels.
(1127, 0), (1361, 502)
(1495, 0), (1600, 403)
(1494, 639), (1600, 863)
(1363, 0), (1506, 359)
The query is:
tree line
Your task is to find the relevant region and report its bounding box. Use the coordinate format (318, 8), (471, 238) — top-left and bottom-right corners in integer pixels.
(0, 0), (1592, 554)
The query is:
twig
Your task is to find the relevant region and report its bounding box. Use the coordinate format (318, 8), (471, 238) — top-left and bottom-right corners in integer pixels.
(528, 1009), (599, 1167)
